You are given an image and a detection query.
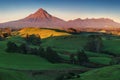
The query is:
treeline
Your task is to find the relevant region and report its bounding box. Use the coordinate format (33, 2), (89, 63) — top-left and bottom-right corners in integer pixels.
(69, 50), (89, 65)
(84, 35), (103, 53)
(5, 34), (89, 65)
(5, 34), (62, 63)
(6, 35), (94, 65)
(6, 40), (89, 65)
(6, 41), (62, 63)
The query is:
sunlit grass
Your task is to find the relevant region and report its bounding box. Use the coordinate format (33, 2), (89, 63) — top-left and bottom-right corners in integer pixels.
(19, 27), (70, 38)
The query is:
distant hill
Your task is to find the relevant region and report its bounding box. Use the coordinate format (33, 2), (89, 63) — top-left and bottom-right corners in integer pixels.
(0, 8), (120, 30)
(72, 65), (120, 80)
(67, 18), (120, 29)
(18, 27), (70, 38)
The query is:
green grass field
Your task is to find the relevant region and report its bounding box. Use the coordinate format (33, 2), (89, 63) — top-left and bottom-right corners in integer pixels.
(42, 34), (120, 55)
(0, 36), (85, 70)
(103, 39), (120, 55)
(0, 30), (120, 80)
(71, 65), (120, 80)
(41, 35), (118, 66)
(42, 35), (87, 50)
(89, 57), (112, 65)
(0, 69), (32, 80)
(0, 35), (86, 80)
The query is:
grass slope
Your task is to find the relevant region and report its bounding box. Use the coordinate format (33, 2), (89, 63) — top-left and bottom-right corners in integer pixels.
(89, 57), (112, 65)
(19, 27), (70, 39)
(0, 36), (83, 70)
(42, 35), (87, 50)
(103, 39), (120, 55)
(0, 69), (31, 80)
(0, 53), (82, 70)
(42, 34), (120, 56)
(71, 65), (120, 80)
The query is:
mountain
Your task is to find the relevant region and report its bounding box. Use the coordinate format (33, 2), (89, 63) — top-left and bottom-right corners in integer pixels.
(0, 8), (65, 29)
(66, 18), (120, 29)
(0, 8), (120, 30)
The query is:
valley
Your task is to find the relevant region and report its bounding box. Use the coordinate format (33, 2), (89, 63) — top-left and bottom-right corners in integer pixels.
(0, 27), (120, 80)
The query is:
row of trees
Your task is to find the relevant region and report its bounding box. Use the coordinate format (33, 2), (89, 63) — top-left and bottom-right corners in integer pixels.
(69, 50), (89, 65)
(84, 35), (103, 53)
(6, 34), (89, 64)
(6, 41), (62, 63)
(6, 41), (89, 65)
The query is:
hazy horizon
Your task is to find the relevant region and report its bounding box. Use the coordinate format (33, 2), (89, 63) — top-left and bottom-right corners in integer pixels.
(1, 0), (120, 23)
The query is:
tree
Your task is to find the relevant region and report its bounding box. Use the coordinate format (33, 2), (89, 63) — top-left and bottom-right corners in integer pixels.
(0, 36), (3, 41)
(6, 41), (19, 53)
(25, 34), (41, 45)
(19, 43), (28, 54)
(38, 46), (45, 57)
(69, 54), (76, 64)
(30, 48), (39, 55)
(45, 47), (62, 63)
(84, 35), (103, 53)
(77, 50), (89, 65)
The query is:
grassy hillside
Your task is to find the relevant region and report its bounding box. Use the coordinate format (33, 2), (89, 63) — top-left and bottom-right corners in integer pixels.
(89, 57), (112, 65)
(71, 65), (120, 80)
(19, 27), (70, 39)
(0, 36), (84, 70)
(0, 69), (31, 80)
(0, 35), (86, 80)
(41, 34), (119, 65)
(103, 39), (120, 55)
(42, 35), (87, 50)
(18, 27), (120, 56)
(0, 30), (120, 80)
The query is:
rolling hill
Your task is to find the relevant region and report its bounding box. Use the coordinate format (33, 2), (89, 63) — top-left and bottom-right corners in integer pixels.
(71, 65), (120, 80)
(0, 68), (32, 80)
(18, 27), (71, 38)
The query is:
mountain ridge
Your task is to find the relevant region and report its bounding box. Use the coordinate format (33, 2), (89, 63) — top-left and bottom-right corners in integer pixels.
(0, 8), (120, 29)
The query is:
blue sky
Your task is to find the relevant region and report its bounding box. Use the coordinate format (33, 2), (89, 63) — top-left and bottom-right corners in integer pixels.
(0, 0), (120, 23)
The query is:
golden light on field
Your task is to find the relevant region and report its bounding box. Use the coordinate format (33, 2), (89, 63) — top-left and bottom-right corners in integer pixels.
(19, 27), (70, 39)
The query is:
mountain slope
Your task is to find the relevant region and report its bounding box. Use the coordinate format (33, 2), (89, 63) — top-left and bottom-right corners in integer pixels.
(67, 18), (120, 29)
(0, 8), (120, 29)
(0, 8), (66, 29)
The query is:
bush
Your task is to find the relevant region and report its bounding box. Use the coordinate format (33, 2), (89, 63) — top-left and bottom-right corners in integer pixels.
(38, 46), (46, 57)
(77, 50), (89, 65)
(6, 41), (19, 53)
(84, 35), (103, 53)
(25, 34), (41, 45)
(19, 43), (28, 54)
(69, 54), (76, 64)
(45, 47), (62, 63)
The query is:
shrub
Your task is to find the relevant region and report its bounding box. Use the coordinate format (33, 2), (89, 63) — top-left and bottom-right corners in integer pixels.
(77, 50), (89, 65)
(25, 34), (41, 45)
(6, 41), (19, 53)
